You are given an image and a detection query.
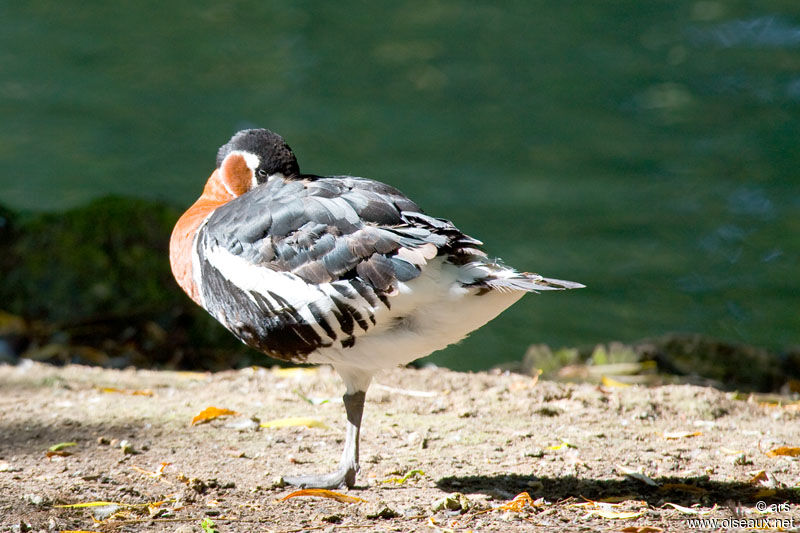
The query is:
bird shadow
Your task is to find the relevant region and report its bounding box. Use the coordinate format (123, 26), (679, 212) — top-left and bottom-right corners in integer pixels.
(436, 473), (800, 508)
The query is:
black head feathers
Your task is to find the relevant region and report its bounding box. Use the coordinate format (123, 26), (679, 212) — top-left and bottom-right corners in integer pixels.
(217, 129), (301, 183)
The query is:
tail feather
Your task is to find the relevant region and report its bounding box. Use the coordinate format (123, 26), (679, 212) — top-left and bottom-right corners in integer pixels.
(458, 261), (584, 293)
(483, 274), (585, 293)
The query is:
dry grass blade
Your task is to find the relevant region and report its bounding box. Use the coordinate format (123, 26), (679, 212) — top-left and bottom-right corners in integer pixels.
(662, 430), (702, 440)
(586, 509), (644, 519)
(278, 489), (366, 503)
(99, 386), (154, 396)
(662, 502), (710, 515)
(260, 417), (329, 429)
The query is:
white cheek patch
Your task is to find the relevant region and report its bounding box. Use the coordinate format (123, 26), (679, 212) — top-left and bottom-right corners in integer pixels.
(266, 172), (285, 184)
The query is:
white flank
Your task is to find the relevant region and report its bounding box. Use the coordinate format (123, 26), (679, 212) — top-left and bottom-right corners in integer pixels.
(203, 246), (529, 380)
(311, 257), (525, 371)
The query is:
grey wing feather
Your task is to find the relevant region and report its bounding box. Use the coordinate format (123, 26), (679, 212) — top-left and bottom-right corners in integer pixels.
(202, 176), (479, 294)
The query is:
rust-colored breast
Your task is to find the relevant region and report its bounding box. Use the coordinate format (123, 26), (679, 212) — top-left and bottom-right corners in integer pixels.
(169, 169), (234, 305)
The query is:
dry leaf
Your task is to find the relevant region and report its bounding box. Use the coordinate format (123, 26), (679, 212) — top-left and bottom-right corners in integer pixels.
(131, 462), (171, 478)
(497, 492), (535, 512)
(754, 488), (777, 499)
(381, 469), (425, 484)
(570, 499), (623, 509)
(620, 527), (664, 533)
(663, 502), (710, 515)
(260, 417), (329, 429)
(48, 442), (77, 452)
(45, 450), (72, 458)
(99, 387), (153, 396)
(586, 509), (644, 519)
(663, 430), (702, 440)
(272, 367), (318, 378)
(56, 501), (126, 508)
(428, 516), (455, 533)
(766, 446), (800, 457)
(190, 406), (240, 426)
(720, 447), (743, 455)
(278, 488), (366, 503)
(601, 375), (631, 388)
(617, 465), (658, 487)
(548, 438), (577, 450)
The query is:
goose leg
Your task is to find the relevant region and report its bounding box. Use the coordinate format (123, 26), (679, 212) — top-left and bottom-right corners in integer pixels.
(282, 390), (366, 489)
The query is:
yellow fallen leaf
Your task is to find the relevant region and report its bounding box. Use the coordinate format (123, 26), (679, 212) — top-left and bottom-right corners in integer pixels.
(766, 446), (800, 457)
(548, 438), (577, 450)
(176, 371), (209, 380)
(278, 488), (366, 503)
(190, 406), (240, 426)
(754, 488), (777, 499)
(260, 417), (329, 429)
(586, 509), (643, 519)
(663, 502), (711, 515)
(272, 367), (318, 378)
(57, 499), (173, 509)
(601, 375), (631, 388)
(49, 442), (77, 452)
(99, 387), (154, 396)
(663, 430), (702, 440)
(56, 501), (126, 508)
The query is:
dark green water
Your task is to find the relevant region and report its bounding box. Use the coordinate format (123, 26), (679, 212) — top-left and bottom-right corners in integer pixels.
(2, 1), (799, 370)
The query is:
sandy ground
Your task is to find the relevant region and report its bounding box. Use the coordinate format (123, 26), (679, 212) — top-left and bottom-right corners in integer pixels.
(1, 361), (799, 532)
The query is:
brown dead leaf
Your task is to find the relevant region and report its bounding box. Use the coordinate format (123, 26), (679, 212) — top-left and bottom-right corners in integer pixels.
(278, 488), (366, 504)
(45, 450), (72, 458)
(766, 446), (800, 457)
(190, 406), (240, 426)
(620, 527), (664, 533)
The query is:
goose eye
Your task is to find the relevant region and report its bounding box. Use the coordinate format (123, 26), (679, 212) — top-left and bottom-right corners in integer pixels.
(257, 169), (267, 177)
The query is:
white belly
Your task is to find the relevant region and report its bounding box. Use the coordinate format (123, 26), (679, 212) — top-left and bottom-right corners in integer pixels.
(306, 257), (524, 371)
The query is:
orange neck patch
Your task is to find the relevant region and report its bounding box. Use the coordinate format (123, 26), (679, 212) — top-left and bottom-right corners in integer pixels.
(169, 169), (236, 304)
